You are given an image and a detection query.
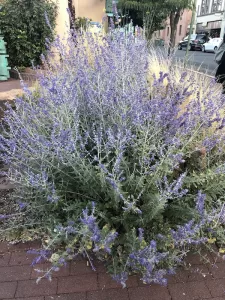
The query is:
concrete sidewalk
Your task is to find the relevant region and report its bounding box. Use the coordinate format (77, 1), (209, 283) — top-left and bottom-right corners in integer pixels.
(0, 240), (225, 300)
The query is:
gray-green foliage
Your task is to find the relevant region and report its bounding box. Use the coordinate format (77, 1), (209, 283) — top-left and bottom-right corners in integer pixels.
(1, 31), (225, 285)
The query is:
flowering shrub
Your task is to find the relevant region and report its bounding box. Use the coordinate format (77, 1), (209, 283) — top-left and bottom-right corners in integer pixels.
(1, 31), (225, 286)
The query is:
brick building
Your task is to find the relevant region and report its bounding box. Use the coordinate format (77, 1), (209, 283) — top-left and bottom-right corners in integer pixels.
(156, 10), (193, 46)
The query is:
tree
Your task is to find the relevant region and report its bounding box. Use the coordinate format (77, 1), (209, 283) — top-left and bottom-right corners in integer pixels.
(164, 0), (193, 48)
(121, 8), (143, 28)
(118, 0), (168, 40)
(118, 0), (194, 46)
(0, 0), (57, 67)
(68, 0), (76, 28)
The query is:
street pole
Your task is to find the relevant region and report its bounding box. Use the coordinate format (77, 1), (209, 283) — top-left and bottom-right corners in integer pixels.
(184, 0), (197, 67)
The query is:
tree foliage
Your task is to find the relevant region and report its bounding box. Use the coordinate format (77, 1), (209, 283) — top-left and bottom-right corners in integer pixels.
(118, 0), (194, 44)
(0, 0), (57, 67)
(118, 0), (168, 39)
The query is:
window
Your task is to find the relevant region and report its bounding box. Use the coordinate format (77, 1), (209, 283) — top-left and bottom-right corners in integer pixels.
(200, 0), (210, 15)
(211, 0), (223, 12)
(167, 27), (169, 36)
(179, 25), (182, 35)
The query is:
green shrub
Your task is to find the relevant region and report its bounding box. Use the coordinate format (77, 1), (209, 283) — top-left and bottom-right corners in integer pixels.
(0, 0), (57, 67)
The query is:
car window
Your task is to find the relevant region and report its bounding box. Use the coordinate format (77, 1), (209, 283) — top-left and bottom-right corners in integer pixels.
(184, 34), (196, 40)
(196, 35), (205, 39)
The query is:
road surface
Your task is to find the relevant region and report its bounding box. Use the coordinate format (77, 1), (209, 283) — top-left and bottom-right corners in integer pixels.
(174, 49), (218, 76)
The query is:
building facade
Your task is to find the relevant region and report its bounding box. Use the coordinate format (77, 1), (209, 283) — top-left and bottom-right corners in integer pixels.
(53, 0), (69, 38)
(53, 0), (107, 38)
(157, 10), (193, 46)
(73, 0), (106, 23)
(196, 0), (225, 38)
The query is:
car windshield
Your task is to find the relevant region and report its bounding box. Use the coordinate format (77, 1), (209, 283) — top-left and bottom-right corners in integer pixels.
(184, 34), (196, 40)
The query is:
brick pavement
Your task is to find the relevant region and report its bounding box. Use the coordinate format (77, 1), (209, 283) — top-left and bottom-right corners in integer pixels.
(0, 79), (33, 119)
(0, 241), (225, 300)
(0, 79), (23, 93)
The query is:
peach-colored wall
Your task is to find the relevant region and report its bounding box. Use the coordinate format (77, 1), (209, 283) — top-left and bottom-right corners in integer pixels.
(53, 0), (69, 38)
(73, 0), (105, 23)
(157, 10), (192, 45)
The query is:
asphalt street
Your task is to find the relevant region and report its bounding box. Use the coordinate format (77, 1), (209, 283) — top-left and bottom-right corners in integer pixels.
(174, 49), (218, 76)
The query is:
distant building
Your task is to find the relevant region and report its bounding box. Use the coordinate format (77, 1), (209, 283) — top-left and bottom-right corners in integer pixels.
(73, 0), (106, 23)
(53, 0), (119, 38)
(157, 10), (193, 46)
(196, 0), (225, 38)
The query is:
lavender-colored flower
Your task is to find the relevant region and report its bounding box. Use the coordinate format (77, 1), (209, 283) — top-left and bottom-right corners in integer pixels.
(1, 25), (225, 287)
(80, 208), (101, 243)
(27, 249), (51, 266)
(103, 231), (118, 253)
(112, 272), (128, 288)
(196, 191), (206, 216)
(18, 202), (27, 210)
(0, 214), (8, 220)
(138, 228), (144, 241)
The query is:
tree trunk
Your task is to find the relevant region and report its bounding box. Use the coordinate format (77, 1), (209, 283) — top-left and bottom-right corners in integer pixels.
(169, 10), (181, 48)
(144, 10), (155, 41)
(68, 0), (75, 28)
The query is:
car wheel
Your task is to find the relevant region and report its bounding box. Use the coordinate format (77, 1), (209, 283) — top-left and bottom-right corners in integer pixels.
(178, 44), (182, 50)
(214, 46), (218, 52)
(202, 46), (205, 52)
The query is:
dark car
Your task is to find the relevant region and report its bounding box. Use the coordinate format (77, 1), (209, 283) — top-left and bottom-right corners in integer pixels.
(178, 34), (208, 51)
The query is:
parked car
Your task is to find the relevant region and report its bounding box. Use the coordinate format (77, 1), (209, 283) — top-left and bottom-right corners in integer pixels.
(178, 34), (208, 51)
(202, 38), (222, 53)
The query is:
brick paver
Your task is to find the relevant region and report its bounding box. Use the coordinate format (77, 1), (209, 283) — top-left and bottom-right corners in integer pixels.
(0, 252), (11, 267)
(168, 281), (211, 300)
(16, 279), (58, 298)
(128, 285), (171, 300)
(0, 79), (22, 93)
(0, 281), (17, 299)
(46, 294), (86, 300)
(9, 250), (37, 266)
(0, 241), (225, 300)
(88, 289), (129, 300)
(58, 274), (98, 294)
(0, 79), (32, 94)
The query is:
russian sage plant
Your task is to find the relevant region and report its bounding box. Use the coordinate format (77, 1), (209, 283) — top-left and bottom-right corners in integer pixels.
(1, 31), (225, 286)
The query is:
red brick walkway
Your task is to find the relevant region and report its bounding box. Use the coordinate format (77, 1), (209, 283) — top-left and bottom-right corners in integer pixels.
(0, 79), (23, 93)
(0, 241), (225, 300)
